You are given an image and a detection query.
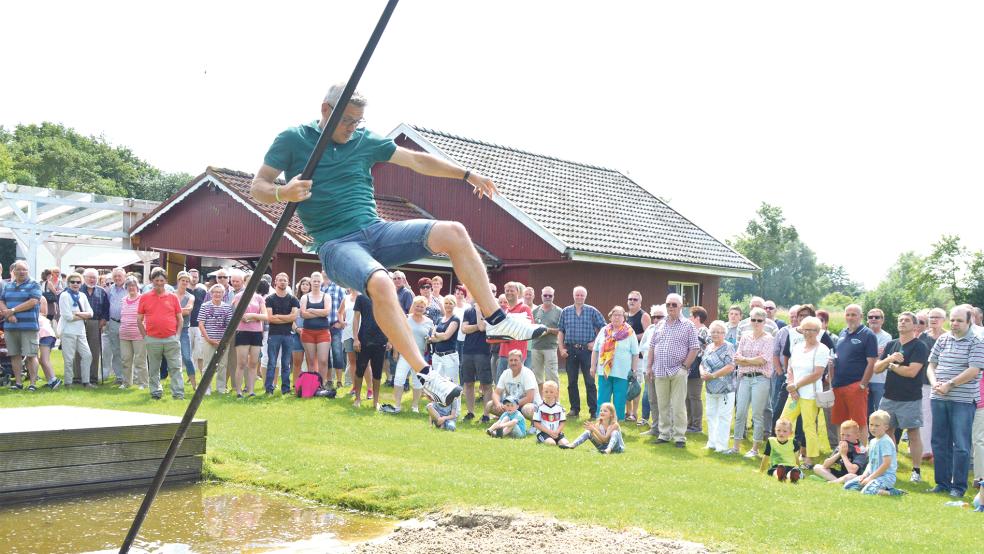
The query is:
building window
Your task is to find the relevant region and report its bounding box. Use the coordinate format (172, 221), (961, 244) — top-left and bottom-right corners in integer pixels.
(668, 281), (700, 308)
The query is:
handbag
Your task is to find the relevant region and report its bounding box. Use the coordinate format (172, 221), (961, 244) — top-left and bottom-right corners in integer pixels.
(807, 346), (835, 408)
(626, 371), (642, 400)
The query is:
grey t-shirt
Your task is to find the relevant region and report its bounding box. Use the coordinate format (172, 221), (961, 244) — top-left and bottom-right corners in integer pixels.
(531, 305), (562, 350)
(406, 315), (435, 355)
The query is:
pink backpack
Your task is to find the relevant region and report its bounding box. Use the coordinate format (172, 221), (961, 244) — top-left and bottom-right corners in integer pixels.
(296, 372), (323, 398)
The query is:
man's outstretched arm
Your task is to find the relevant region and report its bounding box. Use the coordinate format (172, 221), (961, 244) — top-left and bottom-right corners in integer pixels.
(251, 165), (313, 204)
(388, 147), (498, 199)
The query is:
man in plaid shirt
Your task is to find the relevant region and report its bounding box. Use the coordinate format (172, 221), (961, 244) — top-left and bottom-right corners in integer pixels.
(648, 293), (700, 447)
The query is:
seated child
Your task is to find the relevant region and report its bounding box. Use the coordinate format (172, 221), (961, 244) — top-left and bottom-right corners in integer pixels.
(532, 380), (569, 446)
(760, 419), (802, 483)
(814, 419), (868, 483)
(973, 480), (983, 512)
(426, 396), (459, 432)
(486, 396), (526, 438)
(844, 410), (899, 496)
(560, 402), (624, 454)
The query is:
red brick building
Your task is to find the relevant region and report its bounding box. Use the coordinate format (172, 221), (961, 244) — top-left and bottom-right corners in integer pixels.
(130, 125), (756, 316)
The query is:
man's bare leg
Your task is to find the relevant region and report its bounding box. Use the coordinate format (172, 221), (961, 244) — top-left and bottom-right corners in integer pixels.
(367, 271), (429, 371)
(427, 222), (499, 318)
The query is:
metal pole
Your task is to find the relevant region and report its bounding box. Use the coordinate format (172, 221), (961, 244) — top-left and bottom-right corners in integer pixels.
(119, 1), (400, 550)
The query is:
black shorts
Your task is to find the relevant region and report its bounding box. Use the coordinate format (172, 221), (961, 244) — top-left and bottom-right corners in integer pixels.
(536, 431), (566, 444)
(356, 343), (386, 380)
(460, 353), (493, 385)
(235, 331), (263, 347)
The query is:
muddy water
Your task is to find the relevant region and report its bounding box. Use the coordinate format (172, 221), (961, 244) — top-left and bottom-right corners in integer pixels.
(0, 483), (393, 554)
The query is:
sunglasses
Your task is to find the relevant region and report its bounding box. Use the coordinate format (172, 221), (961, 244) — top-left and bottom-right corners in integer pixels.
(542, 294), (553, 298)
(918, 320), (927, 325)
(666, 302), (679, 307)
(750, 318), (764, 323)
(867, 315), (882, 320)
(69, 280), (81, 285)
(420, 285), (432, 289)
(628, 298), (641, 302)
(765, 307), (776, 310)
(217, 276), (229, 279)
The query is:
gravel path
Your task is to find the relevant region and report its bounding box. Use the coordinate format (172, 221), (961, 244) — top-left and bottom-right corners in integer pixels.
(353, 510), (708, 554)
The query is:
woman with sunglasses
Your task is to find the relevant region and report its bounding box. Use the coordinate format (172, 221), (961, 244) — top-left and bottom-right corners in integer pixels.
(732, 307), (775, 458)
(58, 273), (94, 387)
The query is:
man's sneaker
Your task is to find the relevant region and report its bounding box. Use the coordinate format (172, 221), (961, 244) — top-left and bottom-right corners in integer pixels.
(743, 449), (759, 459)
(9, 383), (23, 390)
(48, 378), (63, 390)
(480, 415), (491, 424)
(485, 314), (547, 342)
(910, 470), (922, 483)
(27, 385), (37, 392)
(463, 412), (475, 421)
(417, 370), (462, 407)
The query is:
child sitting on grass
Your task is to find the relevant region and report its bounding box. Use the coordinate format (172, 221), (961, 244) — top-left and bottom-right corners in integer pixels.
(532, 381), (569, 446)
(486, 396), (526, 438)
(426, 396), (458, 432)
(844, 410), (900, 496)
(814, 419), (868, 483)
(560, 402), (624, 454)
(760, 419), (802, 483)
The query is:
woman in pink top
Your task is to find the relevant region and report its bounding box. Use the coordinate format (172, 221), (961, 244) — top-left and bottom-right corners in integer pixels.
(732, 307), (775, 458)
(119, 276), (149, 388)
(233, 287), (267, 397)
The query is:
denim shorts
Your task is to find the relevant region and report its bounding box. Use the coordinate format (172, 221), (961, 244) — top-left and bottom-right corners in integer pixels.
(317, 219), (437, 294)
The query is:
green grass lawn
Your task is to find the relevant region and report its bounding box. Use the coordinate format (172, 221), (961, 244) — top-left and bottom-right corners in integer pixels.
(1, 351), (978, 552)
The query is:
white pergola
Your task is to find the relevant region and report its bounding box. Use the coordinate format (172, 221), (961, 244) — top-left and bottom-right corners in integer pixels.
(0, 182), (161, 279)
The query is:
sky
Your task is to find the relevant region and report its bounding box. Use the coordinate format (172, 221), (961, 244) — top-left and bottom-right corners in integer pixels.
(4, 1), (982, 288)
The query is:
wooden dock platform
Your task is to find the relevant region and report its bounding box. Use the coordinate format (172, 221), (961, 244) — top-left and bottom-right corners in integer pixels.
(0, 406), (206, 504)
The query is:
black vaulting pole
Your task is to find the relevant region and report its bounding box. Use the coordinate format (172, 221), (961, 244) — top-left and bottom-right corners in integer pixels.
(119, 1), (400, 551)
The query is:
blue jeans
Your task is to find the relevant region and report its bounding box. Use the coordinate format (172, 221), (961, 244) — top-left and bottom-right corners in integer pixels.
(329, 329), (345, 370)
(597, 374), (629, 420)
(179, 327), (196, 377)
(867, 382), (886, 417)
(266, 334), (293, 393)
(317, 219), (437, 294)
(931, 399), (976, 495)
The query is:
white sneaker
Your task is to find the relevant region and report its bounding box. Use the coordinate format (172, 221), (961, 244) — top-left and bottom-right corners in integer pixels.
(910, 470), (922, 483)
(417, 370), (462, 407)
(743, 449), (759, 459)
(485, 313), (547, 341)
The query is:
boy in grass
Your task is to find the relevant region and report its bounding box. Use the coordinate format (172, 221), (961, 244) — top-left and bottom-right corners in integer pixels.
(760, 419), (802, 482)
(532, 381), (569, 446)
(486, 396), (526, 438)
(814, 419), (868, 483)
(426, 396), (458, 432)
(844, 410), (900, 495)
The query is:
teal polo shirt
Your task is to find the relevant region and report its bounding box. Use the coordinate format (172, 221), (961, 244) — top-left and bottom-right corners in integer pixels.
(263, 123), (397, 247)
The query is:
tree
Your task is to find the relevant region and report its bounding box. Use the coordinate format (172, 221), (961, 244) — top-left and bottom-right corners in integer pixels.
(861, 251), (951, 336)
(815, 263), (864, 298)
(722, 202), (823, 306)
(0, 122), (189, 201)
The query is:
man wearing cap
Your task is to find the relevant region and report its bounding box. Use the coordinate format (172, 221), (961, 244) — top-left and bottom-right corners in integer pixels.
(487, 349), (541, 420)
(251, 84), (543, 401)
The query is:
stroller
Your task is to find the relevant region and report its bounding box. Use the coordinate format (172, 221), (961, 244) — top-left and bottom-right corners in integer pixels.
(0, 327), (18, 387)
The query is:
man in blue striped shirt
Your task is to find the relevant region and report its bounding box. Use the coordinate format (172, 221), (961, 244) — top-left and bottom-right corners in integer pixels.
(0, 260), (42, 390)
(927, 306), (984, 498)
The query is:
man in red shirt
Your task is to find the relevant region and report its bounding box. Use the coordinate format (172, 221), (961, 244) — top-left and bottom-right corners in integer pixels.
(137, 268), (184, 400)
(493, 282), (534, 383)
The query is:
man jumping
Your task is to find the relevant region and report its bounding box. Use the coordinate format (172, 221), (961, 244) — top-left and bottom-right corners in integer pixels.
(251, 84), (545, 403)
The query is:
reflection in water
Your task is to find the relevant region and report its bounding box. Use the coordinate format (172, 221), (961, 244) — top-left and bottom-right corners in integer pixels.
(0, 483), (391, 554)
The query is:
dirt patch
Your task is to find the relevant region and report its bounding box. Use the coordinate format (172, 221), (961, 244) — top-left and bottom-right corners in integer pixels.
(353, 509), (708, 553)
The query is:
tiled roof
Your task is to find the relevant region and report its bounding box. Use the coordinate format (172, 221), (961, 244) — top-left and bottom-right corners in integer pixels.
(407, 127), (758, 273)
(207, 167), (437, 247)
